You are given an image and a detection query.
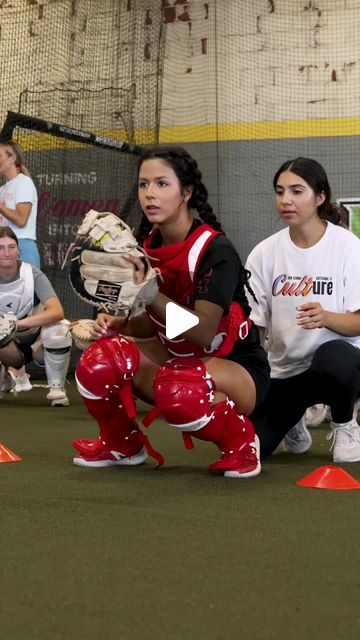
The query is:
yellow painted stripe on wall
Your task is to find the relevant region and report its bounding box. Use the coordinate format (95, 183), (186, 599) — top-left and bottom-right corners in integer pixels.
(15, 117), (360, 150)
(159, 118), (360, 142)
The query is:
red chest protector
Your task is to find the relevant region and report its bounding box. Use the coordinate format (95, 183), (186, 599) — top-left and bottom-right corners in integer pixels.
(143, 224), (251, 358)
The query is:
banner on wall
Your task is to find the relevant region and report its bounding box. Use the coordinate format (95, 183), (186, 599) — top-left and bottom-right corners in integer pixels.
(337, 198), (360, 239)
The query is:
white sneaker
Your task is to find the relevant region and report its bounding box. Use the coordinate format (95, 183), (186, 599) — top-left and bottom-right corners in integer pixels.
(305, 404), (328, 428)
(282, 417), (312, 454)
(46, 387), (69, 407)
(10, 372), (33, 393)
(327, 419), (360, 463)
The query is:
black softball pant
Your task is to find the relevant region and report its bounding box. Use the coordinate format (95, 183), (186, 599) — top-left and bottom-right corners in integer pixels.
(251, 340), (360, 457)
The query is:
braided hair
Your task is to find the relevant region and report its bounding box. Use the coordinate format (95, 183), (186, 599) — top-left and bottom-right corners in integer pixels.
(136, 145), (256, 302)
(136, 145), (222, 244)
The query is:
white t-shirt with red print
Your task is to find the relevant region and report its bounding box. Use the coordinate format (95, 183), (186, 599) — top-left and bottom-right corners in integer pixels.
(246, 222), (360, 379)
(0, 173), (37, 240)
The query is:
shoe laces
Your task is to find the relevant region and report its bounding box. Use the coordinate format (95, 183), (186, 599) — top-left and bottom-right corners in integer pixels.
(326, 422), (357, 451)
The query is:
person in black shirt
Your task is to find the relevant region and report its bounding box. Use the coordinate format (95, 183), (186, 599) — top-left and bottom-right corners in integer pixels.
(73, 146), (270, 478)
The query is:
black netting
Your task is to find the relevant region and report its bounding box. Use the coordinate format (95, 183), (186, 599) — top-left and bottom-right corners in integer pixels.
(0, 0), (165, 373)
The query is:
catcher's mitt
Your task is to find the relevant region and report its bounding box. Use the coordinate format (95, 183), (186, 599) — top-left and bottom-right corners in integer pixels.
(0, 313), (17, 347)
(69, 319), (95, 351)
(67, 210), (159, 317)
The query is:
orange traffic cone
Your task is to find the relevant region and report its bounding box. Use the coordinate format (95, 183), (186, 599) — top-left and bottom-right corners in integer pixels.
(296, 465), (360, 490)
(0, 443), (21, 463)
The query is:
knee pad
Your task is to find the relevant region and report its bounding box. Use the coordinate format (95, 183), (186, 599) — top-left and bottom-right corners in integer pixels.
(153, 357), (216, 431)
(41, 320), (72, 350)
(75, 335), (140, 418)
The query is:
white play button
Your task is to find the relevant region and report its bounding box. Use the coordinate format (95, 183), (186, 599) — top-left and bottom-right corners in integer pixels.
(165, 302), (199, 339)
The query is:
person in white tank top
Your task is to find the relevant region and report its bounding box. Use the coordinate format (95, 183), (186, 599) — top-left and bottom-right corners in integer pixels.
(0, 226), (71, 407)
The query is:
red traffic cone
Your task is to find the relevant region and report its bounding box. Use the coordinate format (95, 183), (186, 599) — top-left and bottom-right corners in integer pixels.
(296, 465), (360, 490)
(0, 443), (22, 463)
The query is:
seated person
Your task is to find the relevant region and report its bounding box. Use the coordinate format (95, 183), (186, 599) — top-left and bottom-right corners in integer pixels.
(246, 157), (360, 463)
(0, 226), (71, 406)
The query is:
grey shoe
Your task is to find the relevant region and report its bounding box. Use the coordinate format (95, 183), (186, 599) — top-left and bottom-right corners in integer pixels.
(282, 417), (312, 454)
(327, 419), (360, 463)
(0, 364), (15, 398)
(305, 404), (328, 428)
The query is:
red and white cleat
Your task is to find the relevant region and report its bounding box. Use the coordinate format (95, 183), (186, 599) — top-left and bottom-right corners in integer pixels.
(208, 435), (261, 478)
(72, 434), (147, 468)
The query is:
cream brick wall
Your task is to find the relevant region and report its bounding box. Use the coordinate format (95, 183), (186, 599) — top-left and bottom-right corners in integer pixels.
(0, 0), (359, 137)
(0, 0), (162, 139)
(161, 0), (360, 128)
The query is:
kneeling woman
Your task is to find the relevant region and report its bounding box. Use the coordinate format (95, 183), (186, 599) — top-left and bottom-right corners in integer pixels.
(247, 157), (360, 463)
(0, 226), (72, 406)
(73, 146), (270, 478)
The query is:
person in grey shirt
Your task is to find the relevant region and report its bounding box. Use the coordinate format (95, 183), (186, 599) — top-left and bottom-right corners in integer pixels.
(0, 225), (72, 406)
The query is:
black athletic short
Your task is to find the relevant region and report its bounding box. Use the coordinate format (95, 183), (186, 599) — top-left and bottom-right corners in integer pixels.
(225, 345), (271, 410)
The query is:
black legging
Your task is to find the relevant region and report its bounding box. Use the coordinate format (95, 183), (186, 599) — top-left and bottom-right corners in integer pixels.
(251, 340), (360, 457)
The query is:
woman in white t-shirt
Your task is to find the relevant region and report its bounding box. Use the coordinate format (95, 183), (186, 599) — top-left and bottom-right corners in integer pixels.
(246, 157), (360, 464)
(0, 141), (40, 268)
(0, 141), (40, 391)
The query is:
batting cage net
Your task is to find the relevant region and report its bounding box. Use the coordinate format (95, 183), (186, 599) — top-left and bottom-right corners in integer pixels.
(0, 3), (164, 315)
(0, 0), (165, 373)
(0, 110), (145, 323)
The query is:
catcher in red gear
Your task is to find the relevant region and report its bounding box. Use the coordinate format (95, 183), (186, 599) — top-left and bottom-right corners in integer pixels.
(73, 146), (270, 478)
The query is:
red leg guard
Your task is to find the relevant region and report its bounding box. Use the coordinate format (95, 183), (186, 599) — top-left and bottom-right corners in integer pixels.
(149, 357), (259, 476)
(73, 396), (164, 466)
(191, 401), (260, 476)
(75, 335), (140, 419)
(74, 396), (143, 456)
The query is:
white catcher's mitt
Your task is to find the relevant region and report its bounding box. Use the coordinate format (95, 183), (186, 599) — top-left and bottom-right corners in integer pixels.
(0, 313), (17, 347)
(68, 210), (159, 317)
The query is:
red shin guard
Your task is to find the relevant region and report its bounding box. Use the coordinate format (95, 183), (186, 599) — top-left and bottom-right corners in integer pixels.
(74, 396), (142, 455)
(73, 396), (164, 466)
(147, 357), (259, 475)
(191, 400), (254, 448)
(184, 401), (259, 474)
(75, 335), (140, 419)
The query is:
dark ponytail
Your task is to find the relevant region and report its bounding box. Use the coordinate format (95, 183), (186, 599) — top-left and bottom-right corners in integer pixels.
(273, 157), (342, 225)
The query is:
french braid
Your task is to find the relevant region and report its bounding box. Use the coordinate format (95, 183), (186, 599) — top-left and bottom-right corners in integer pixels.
(136, 146), (257, 301)
(136, 146), (222, 243)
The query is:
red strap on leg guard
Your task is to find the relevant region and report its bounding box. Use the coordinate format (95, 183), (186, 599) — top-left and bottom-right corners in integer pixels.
(182, 433), (194, 450)
(142, 406), (161, 428)
(138, 431), (165, 467)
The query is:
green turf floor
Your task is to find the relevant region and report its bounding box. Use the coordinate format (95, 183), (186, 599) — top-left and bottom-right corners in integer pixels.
(1, 381), (360, 640)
